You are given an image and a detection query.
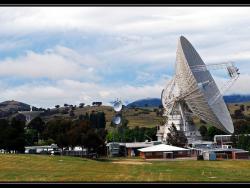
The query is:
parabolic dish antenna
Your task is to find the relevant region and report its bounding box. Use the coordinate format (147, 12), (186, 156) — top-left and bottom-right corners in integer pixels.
(161, 36), (239, 135)
(112, 115), (121, 125)
(113, 99), (123, 112)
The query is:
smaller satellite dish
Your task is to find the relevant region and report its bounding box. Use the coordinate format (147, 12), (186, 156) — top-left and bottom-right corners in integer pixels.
(112, 115), (121, 125)
(113, 99), (123, 112)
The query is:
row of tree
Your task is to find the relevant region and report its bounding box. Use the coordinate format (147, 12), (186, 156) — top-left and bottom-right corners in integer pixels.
(0, 110), (108, 155)
(41, 118), (107, 155)
(198, 125), (225, 141)
(107, 125), (157, 143)
(0, 118), (26, 153)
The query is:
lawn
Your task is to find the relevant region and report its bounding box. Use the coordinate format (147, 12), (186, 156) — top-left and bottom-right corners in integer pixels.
(0, 154), (250, 182)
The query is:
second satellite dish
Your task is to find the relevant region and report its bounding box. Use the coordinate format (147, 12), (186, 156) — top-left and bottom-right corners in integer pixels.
(112, 115), (121, 125)
(113, 99), (123, 112)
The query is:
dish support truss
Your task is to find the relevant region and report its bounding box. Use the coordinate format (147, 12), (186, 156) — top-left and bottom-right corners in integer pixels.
(189, 61), (240, 105)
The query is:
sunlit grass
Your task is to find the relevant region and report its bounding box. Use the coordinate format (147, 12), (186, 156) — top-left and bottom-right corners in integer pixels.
(0, 154), (250, 182)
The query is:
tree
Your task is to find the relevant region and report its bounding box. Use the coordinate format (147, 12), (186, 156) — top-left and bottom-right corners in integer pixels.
(144, 127), (157, 141)
(247, 106), (250, 111)
(166, 123), (187, 147)
(199, 125), (208, 140)
(7, 117), (26, 153)
(234, 120), (250, 134)
(237, 135), (250, 152)
(84, 112), (90, 121)
(234, 109), (244, 119)
(69, 120), (89, 148)
(90, 111), (98, 128)
(84, 129), (102, 152)
(27, 117), (45, 141)
(78, 114), (84, 120)
(61, 108), (69, 114)
(97, 112), (106, 129)
(71, 119), (107, 155)
(25, 129), (38, 146)
(43, 119), (73, 150)
(69, 110), (75, 117)
(207, 126), (225, 141)
(0, 119), (9, 151)
(79, 103), (85, 108)
(78, 112), (89, 121)
(92, 102), (102, 106)
(240, 104), (245, 111)
(106, 131), (117, 142)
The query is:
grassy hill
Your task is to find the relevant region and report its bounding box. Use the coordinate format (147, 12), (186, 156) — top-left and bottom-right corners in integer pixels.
(0, 154), (250, 182)
(227, 102), (250, 116)
(0, 100), (30, 118)
(0, 100), (250, 130)
(41, 105), (162, 129)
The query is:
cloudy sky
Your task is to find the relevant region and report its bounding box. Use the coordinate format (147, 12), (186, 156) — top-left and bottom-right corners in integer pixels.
(0, 7), (249, 108)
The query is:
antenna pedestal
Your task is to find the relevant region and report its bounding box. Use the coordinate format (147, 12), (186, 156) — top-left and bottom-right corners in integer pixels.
(157, 102), (201, 144)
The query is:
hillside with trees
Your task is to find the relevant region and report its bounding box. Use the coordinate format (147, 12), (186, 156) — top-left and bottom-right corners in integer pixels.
(0, 99), (250, 154)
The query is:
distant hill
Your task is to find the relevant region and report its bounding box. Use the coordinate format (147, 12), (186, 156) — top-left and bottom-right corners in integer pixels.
(127, 98), (161, 108)
(0, 100), (31, 118)
(127, 95), (250, 108)
(0, 97), (249, 129)
(223, 95), (250, 103)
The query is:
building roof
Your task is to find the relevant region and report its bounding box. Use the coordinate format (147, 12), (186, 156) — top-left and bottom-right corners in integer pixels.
(201, 148), (248, 153)
(125, 142), (154, 148)
(106, 141), (162, 148)
(191, 140), (214, 145)
(138, 144), (189, 152)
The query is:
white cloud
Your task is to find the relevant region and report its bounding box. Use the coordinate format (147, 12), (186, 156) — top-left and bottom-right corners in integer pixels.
(206, 73), (250, 96)
(0, 39), (29, 51)
(0, 78), (168, 108)
(0, 73), (248, 109)
(226, 74), (250, 95)
(0, 45), (101, 81)
(0, 7), (250, 108)
(0, 7), (249, 37)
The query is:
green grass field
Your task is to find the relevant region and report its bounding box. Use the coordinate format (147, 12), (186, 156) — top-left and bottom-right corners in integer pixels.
(1, 154), (250, 182)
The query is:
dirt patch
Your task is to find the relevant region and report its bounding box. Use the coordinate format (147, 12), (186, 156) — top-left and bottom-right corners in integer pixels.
(112, 161), (152, 165)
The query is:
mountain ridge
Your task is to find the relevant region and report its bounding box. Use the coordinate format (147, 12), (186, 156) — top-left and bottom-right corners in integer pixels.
(0, 94), (250, 118)
(127, 94), (250, 108)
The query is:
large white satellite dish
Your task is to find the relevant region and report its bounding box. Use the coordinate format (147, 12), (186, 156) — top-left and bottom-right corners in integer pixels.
(159, 36), (239, 142)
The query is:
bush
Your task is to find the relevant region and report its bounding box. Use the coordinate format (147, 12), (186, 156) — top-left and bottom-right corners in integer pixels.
(197, 155), (204, 160)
